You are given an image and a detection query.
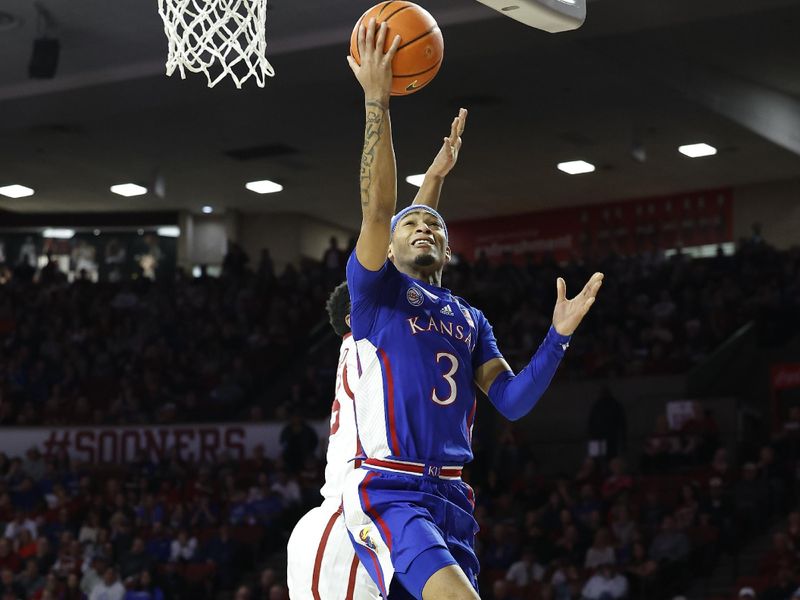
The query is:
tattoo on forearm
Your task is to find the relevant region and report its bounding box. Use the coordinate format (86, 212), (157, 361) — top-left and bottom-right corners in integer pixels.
(360, 104), (386, 208)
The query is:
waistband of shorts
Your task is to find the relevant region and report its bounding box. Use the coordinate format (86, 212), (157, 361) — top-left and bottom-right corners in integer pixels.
(363, 458), (463, 480)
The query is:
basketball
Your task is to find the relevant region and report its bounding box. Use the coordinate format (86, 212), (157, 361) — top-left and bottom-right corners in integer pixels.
(349, 1), (444, 96)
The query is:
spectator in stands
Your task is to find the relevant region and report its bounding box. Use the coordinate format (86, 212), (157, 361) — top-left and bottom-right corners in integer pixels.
(270, 471), (301, 507)
(587, 387), (627, 460)
(62, 572), (82, 600)
(642, 416), (681, 474)
(738, 587), (756, 600)
(735, 463), (767, 541)
(279, 414), (318, 472)
(234, 585), (252, 600)
(581, 561), (629, 600)
(0, 567), (25, 599)
(322, 237), (344, 285)
(255, 567), (277, 600)
(5, 512), (37, 541)
(205, 525), (240, 590)
(169, 529), (198, 563)
(144, 523), (170, 564)
(585, 528), (617, 569)
(601, 458), (633, 502)
(51, 538), (82, 579)
(33, 537), (54, 575)
(759, 532), (796, 578)
(268, 584), (289, 600)
(492, 579), (521, 600)
(15, 558), (44, 597)
(89, 567), (125, 600)
(625, 541), (657, 599)
(483, 523), (518, 571)
(0, 539), (20, 573)
(119, 538), (152, 582)
(555, 525), (584, 566)
(609, 502), (636, 551)
(757, 445), (788, 517)
(505, 546), (545, 588)
(574, 484), (603, 529)
(649, 516), (689, 564)
(81, 556), (108, 596)
(123, 570), (163, 600)
(762, 568), (796, 600)
(673, 483), (700, 530)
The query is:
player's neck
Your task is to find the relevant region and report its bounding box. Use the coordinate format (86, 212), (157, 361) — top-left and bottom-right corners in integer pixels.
(397, 264), (442, 287)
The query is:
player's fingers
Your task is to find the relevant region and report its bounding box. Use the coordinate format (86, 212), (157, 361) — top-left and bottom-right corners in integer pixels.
(457, 108), (468, 136)
(556, 277), (567, 303)
(365, 18), (376, 53)
(357, 23), (367, 58)
(375, 20), (387, 53)
(583, 296), (596, 313)
(449, 116), (459, 143)
(579, 272), (603, 297)
(384, 34), (402, 62)
(346, 56), (360, 75)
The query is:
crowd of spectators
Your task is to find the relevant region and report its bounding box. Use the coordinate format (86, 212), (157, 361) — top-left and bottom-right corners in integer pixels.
(465, 399), (800, 600)
(1, 232), (799, 599)
(0, 400), (797, 600)
(1, 235), (798, 427)
(0, 440), (315, 600)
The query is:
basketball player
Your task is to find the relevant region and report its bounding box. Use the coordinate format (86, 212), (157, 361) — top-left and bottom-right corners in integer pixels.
(286, 107), (468, 600)
(342, 18), (603, 600)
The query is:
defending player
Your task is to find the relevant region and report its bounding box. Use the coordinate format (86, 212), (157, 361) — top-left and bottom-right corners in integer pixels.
(343, 18), (603, 600)
(286, 108), (468, 600)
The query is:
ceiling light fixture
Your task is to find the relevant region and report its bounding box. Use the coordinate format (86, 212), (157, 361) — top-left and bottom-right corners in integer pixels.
(0, 184), (34, 198)
(679, 143), (717, 158)
(557, 160), (595, 175)
(405, 174), (425, 187)
(110, 183), (148, 197)
(202, 206), (213, 214)
(245, 179), (283, 194)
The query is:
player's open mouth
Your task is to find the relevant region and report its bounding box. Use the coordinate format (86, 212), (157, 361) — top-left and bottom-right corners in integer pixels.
(412, 238), (435, 248)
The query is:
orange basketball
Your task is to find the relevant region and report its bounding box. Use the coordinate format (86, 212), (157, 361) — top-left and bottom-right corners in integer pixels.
(350, 1), (444, 96)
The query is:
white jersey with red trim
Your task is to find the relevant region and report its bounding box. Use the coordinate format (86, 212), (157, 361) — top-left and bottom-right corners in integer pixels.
(320, 333), (362, 502)
(287, 334), (378, 600)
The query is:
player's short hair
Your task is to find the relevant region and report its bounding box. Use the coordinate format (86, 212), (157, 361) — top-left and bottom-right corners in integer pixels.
(326, 281), (350, 337)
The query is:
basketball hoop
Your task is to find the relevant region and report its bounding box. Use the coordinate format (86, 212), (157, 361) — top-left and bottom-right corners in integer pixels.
(157, 0), (275, 88)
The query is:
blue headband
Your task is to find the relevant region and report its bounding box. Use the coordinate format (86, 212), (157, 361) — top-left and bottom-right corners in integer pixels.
(390, 205), (448, 242)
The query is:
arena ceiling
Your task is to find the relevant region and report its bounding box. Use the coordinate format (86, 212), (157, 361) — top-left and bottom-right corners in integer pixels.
(0, 0), (799, 227)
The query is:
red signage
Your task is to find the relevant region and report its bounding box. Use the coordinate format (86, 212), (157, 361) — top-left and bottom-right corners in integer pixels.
(447, 188), (733, 263)
(772, 363), (800, 391)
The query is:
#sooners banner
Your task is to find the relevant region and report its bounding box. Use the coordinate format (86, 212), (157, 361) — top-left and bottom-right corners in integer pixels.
(447, 188), (733, 263)
(0, 422), (328, 464)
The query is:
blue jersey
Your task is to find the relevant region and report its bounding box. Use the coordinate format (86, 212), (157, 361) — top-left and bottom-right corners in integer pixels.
(346, 252), (503, 465)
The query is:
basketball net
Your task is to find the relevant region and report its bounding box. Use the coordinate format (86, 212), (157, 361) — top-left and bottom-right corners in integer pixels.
(158, 0), (275, 88)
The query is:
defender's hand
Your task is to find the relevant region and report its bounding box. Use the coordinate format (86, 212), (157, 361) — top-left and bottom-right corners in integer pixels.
(428, 108), (468, 178)
(552, 272), (604, 336)
(346, 18), (402, 106)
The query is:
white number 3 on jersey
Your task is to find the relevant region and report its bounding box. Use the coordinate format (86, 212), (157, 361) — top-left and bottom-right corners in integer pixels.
(432, 352), (459, 405)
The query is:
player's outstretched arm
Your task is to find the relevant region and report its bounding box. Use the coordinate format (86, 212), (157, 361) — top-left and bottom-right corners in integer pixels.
(346, 19), (402, 272)
(412, 108), (468, 210)
(474, 272), (604, 421)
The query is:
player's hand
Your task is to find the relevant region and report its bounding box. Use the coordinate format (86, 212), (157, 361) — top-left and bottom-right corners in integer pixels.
(552, 272), (604, 336)
(427, 108), (468, 178)
(346, 18), (401, 106)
